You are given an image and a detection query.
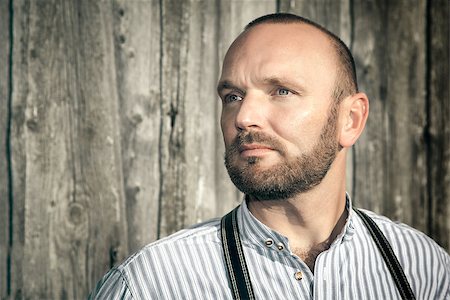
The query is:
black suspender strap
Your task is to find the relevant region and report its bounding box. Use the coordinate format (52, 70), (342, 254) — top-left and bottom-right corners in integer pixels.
(353, 208), (415, 300)
(221, 206), (415, 300)
(221, 207), (255, 300)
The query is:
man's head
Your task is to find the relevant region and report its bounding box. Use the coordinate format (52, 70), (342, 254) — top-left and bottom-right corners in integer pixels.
(217, 13), (368, 200)
(245, 13), (358, 104)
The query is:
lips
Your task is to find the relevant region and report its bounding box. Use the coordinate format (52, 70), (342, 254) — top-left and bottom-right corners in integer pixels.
(239, 143), (275, 157)
(239, 143), (274, 151)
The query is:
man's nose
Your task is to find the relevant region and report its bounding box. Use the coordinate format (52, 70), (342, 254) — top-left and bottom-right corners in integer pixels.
(235, 91), (266, 131)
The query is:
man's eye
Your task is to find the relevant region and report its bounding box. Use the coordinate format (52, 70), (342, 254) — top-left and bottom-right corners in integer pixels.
(276, 88), (291, 96)
(224, 94), (243, 103)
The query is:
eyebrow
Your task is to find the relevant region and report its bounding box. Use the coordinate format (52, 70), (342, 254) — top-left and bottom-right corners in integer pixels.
(261, 76), (302, 89)
(217, 76), (304, 95)
(216, 80), (245, 95)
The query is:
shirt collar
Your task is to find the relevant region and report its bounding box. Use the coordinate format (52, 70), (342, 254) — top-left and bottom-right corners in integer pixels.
(334, 192), (356, 244)
(237, 193), (356, 251)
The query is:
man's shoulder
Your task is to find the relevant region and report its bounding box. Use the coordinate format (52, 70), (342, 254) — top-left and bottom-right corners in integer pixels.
(357, 208), (433, 238)
(89, 217), (224, 299)
(355, 208), (450, 263)
(121, 217), (222, 269)
(146, 217), (222, 248)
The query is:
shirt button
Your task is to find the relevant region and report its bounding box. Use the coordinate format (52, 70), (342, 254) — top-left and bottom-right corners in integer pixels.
(264, 239), (273, 247)
(276, 243), (284, 251)
(294, 271), (303, 281)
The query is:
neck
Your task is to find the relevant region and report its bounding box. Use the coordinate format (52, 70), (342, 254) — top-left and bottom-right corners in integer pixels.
(246, 156), (348, 271)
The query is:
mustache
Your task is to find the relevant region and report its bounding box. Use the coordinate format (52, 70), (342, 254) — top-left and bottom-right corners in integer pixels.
(228, 131), (286, 155)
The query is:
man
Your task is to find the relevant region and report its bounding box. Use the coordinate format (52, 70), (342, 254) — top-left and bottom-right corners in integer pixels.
(90, 13), (449, 299)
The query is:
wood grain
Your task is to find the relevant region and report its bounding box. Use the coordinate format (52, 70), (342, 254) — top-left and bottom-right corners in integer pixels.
(8, 0), (29, 297)
(9, 0), (128, 298)
(427, 0), (450, 249)
(157, 0), (190, 238)
(157, 0), (278, 238)
(352, 0), (427, 229)
(215, 0), (278, 215)
(0, 1), (448, 298)
(112, 0), (162, 254)
(279, 0), (352, 41)
(182, 0), (222, 225)
(0, 1), (11, 298)
(278, 0), (353, 194)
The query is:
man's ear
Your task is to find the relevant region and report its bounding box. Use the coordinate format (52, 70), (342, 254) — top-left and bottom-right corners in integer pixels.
(339, 92), (369, 148)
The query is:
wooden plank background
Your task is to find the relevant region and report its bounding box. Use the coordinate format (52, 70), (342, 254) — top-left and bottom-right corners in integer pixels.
(0, 0), (448, 298)
(0, 0), (11, 297)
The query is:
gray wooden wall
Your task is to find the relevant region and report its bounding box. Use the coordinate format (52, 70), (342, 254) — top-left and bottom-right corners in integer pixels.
(1, 0), (448, 298)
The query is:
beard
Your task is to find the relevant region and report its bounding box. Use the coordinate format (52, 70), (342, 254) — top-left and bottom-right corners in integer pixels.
(224, 103), (341, 201)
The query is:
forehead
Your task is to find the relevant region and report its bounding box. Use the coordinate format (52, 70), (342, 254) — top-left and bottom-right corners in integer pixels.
(220, 23), (337, 87)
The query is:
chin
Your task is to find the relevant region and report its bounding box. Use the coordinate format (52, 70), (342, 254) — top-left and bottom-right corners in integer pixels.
(244, 155), (282, 167)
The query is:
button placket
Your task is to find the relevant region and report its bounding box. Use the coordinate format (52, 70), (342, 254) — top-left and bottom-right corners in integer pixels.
(276, 243), (285, 251)
(294, 271), (303, 281)
(264, 238), (273, 247)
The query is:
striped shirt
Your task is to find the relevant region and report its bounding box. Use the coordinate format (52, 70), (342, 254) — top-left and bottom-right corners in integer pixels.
(89, 198), (450, 299)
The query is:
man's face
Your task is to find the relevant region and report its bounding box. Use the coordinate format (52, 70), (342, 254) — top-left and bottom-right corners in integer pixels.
(218, 23), (342, 200)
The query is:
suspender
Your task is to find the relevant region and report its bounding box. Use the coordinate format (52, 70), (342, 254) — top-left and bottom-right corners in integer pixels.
(353, 209), (415, 299)
(221, 206), (415, 300)
(221, 208), (255, 300)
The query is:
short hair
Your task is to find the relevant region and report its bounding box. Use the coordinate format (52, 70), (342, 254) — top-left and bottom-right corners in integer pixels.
(245, 13), (358, 103)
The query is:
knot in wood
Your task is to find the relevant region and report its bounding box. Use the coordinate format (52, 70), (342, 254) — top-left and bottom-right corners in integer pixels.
(26, 118), (39, 132)
(167, 104), (178, 128)
(131, 113), (143, 125)
(68, 203), (85, 226)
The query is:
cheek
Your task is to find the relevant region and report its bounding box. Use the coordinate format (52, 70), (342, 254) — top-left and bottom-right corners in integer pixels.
(270, 110), (323, 149)
(270, 109), (308, 136)
(220, 113), (235, 146)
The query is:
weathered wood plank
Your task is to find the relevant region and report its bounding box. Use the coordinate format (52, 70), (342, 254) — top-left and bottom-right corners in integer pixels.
(428, 0), (450, 250)
(9, 0), (29, 296)
(0, 1), (11, 298)
(215, 0), (278, 215)
(10, 0), (128, 298)
(217, 0), (277, 62)
(278, 0), (352, 41)
(157, 0), (190, 238)
(352, 0), (427, 229)
(278, 0), (354, 194)
(183, 0), (222, 225)
(112, 0), (162, 254)
(1, 1), (448, 298)
(157, 0), (278, 238)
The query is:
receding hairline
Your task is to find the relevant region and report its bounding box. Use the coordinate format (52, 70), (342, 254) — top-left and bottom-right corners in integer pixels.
(243, 13), (358, 102)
